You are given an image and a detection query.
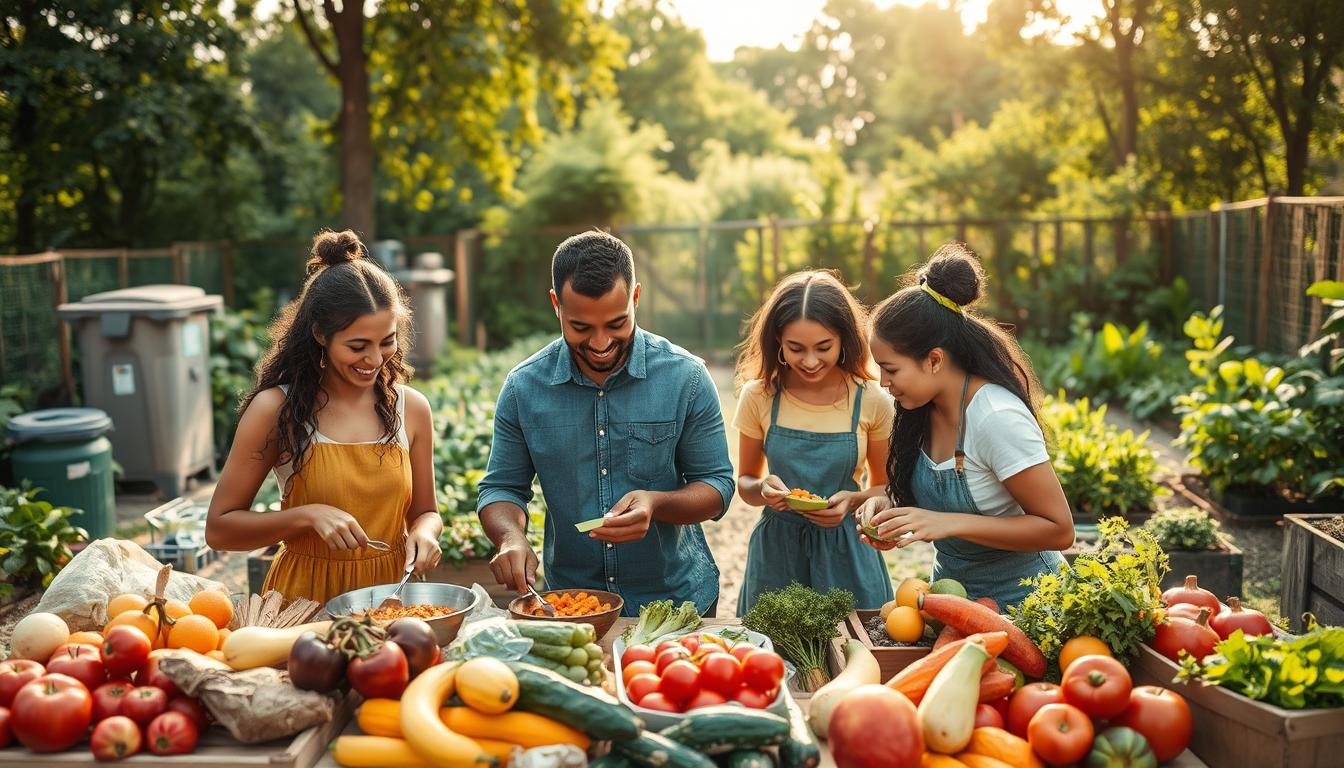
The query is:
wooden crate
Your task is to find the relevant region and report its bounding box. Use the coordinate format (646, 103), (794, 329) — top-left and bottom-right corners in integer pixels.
(1282, 514), (1344, 633)
(0, 691), (356, 768)
(787, 634), (847, 706)
(844, 610), (931, 681)
(1131, 643), (1344, 768)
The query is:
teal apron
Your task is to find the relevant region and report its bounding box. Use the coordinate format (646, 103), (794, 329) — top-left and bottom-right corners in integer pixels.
(914, 375), (1066, 611)
(737, 384), (895, 616)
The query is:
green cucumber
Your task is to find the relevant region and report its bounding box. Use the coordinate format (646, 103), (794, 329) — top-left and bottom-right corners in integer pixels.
(720, 750), (776, 768)
(512, 620), (585, 647)
(565, 664), (588, 683)
(614, 731), (715, 768)
(574, 623), (597, 645)
(589, 755), (640, 768)
(520, 653), (568, 674)
(509, 661), (643, 740)
(778, 694), (820, 768)
(658, 706), (789, 754)
(566, 647), (590, 667)
(528, 642), (579, 662)
(586, 642), (604, 660)
(576, 516), (607, 532)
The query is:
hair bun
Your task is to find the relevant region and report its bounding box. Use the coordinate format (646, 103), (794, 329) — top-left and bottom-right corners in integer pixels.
(307, 229), (366, 273)
(920, 241), (983, 308)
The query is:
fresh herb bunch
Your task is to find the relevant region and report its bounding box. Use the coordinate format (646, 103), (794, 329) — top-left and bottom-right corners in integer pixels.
(1177, 616), (1344, 709)
(1011, 517), (1169, 673)
(1142, 508), (1224, 552)
(743, 582), (854, 691)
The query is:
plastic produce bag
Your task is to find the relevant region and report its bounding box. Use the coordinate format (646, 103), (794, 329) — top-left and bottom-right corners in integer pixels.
(34, 538), (228, 632)
(511, 744), (588, 768)
(447, 615), (533, 662)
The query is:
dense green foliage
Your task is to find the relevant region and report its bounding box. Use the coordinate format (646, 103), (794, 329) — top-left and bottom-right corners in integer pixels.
(1040, 393), (1167, 518)
(0, 484), (87, 594)
(1142, 508), (1224, 552)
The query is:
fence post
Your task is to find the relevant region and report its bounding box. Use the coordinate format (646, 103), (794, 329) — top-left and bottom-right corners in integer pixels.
(1217, 207), (1228, 308)
(1309, 203), (1331, 339)
(1205, 212), (1218, 310)
(119, 248), (129, 288)
(755, 224), (766, 303)
(1158, 211), (1174, 284)
(171, 243), (184, 283)
(862, 218), (878, 302)
(956, 220), (968, 244)
(770, 215), (782, 281)
(454, 230), (475, 347)
(221, 241), (236, 307)
(50, 253), (74, 399)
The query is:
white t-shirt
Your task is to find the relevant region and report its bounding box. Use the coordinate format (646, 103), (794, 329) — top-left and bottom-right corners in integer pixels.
(922, 383), (1049, 517)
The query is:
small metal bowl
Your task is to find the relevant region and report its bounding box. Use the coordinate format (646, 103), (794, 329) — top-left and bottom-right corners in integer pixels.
(325, 582), (482, 646)
(508, 588), (624, 642)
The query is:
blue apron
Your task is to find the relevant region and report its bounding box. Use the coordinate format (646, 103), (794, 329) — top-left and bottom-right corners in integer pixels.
(737, 383), (895, 615)
(914, 375), (1066, 611)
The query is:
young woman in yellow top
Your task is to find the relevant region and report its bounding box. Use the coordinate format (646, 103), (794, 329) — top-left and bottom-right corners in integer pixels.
(205, 230), (442, 604)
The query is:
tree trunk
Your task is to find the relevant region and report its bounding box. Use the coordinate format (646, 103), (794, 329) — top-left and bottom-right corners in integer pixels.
(332, 13), (375, 239)
(1284, 123), (1309, 196)
(13, 95), (37, 252)
(1116, 32), (1139, 167)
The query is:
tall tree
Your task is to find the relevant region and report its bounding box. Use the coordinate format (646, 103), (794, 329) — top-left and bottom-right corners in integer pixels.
(289, 0), (622, 238)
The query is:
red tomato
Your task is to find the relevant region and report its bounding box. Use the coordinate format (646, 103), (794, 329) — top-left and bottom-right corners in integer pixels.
(1111, 686), (1193, 763)
(92, 681), (134, 722)
(136, 650), (180, 698)
(622, 645), (656, 666)
(622, 660), (657, 686)
(47, 643), (107, 693)
(101, 625), (153, 680)
(658, 659), (701, 705)
(625, 673), (661, 705)
(120, 685), (168, 726)
(90, 715), (142, 761)
(347, 641), (409, 700)
(741, 651), (785, 693)
(684, 689), (728, 710)
(733, 685), (773, 709)
(0, 706), (11, 749)
(1006, 682), (1064, 738)
(699, 653), (744, 698)
(385, 619), (440, 679)
(9, 673), (94, 753)
(988, 696), (1011, 721)
(655, 641), (683, 657)
(974, 703), (1005, 730)
(729, 644), (758, 664)
(166, 696), (209, 731)
(146, 711), (199, 755)
(655, 646), (691, 674)
(678, 634), (701, 654)
(1061, 654), (1133, 719)
(637, 692), (681, 712)
(1027, 703), (1094, 767)
(0, 659), (44, 707)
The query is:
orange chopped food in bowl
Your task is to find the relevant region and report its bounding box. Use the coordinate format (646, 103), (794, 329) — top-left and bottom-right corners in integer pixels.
(357, 604), (456, 621)
(530, 590), (614, 617)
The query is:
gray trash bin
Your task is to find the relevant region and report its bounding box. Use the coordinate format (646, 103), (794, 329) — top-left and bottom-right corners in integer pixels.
(57, 285), (223, 498)
(396, 252), (455, 370)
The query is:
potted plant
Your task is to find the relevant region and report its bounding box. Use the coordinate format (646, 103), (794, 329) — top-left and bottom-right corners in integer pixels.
(1281, 514), (1344, 632)
(1041, 394), (1167, 524)
(1140, 507), (1242, 599)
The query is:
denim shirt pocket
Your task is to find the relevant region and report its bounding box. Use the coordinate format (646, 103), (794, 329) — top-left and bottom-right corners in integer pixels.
(627, 421), (678, 485)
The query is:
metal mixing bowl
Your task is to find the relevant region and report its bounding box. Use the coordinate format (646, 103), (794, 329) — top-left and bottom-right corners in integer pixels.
(325, 582), (482, 646)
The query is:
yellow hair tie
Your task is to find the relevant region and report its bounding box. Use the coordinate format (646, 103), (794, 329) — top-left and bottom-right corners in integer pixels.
(921, 282), (963, 314)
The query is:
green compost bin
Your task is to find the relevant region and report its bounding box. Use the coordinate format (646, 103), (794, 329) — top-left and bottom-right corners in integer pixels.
(7, 408), (116, 539)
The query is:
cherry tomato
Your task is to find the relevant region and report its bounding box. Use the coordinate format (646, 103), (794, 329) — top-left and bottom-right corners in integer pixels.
(733, 685), (773, 709)
(678, 634), (701, 654)
(120, 685), (168, 726)
(9, 673), (94, 753)
(90, 715), (142, 761)
(699, 653), (744, 698)
(622, 660), (657, 686)
(658, 659), (701, 705)
(166, 696), (209, 731)
(92, 681), (134, 722)
(622, 645), (656, 666)
(741, 650), (785, 693)
(637, 692), (681, 713)
(102, 625), (153, 680)
(684, 689), (728, 710)
(46, 643), (107, 693)
(146, 711), (199, 755)
(655, 641), (683, 657)
(655, 646), (691, 674)
(0, 659), (45, 707)
(1027, 702), (1094, 767)
(347, 641), (410, 700)
(625, 673), (661, 705)
(974, 703), (1005, 730)
(729, 644), (757, 663)
(1061, 654), (1133, 719)
(1007, 682), (1064, 738)
(1111, 686), (1193, 763)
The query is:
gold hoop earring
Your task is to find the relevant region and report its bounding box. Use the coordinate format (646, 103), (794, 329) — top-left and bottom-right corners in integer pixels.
(320, 355), (327, 370)
(777, 348), (788, 366)
(839, 348), (846, 365)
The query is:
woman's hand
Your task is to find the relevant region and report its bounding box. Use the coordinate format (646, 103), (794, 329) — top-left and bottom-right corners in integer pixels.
(760, 475), (792, 511)
(305, 504), (370, 551)
(806, 490), (853, 528)
(854, 495), (897, 550)
(871, 506), (961, 548)
(404, 522), (442, 575)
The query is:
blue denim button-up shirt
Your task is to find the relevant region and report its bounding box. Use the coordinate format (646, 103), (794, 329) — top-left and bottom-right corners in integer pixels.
(476, 329), (734, 616)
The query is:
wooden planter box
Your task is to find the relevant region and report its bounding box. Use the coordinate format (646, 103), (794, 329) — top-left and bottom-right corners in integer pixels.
(844, 610), (932, 682)
(1131, 643), (1344, 768)
(1176, 474), (1342, 526)
(786, 634), (848, 706)
(1282, 515), (1344, 633)
(1064, 544), (1243, 601)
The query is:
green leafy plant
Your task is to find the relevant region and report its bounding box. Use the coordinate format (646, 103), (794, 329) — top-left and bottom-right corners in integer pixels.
(743, 582), (855, 691)
(210, 290), (276, 461)
(0, 484), (88, 593)
(1141, 508), (1225, 551)
(1011, 516), (1169, 673)
(1035, 314), (1177, 405)
(1040, 393), (1167, 519)
(1177, 616), (1344, 709)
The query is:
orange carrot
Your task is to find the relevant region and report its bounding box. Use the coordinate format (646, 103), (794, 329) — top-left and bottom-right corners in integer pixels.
(977, 668), (1018, 703)
(919, 593), (1047, 678)
(886, 632), (1009, 704)
(975, 597), (999, 612)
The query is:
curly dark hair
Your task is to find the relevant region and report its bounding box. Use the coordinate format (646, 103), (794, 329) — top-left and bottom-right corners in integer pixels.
(240, 229), (413, 490)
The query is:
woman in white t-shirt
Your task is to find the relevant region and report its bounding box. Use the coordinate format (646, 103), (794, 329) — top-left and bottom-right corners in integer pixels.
(856, 242), (1073, 611)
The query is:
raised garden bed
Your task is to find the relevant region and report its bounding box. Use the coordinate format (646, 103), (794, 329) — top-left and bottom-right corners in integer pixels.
(1281, 514), (1344, 633)
(843, 609), (932, 681)
(1178, 474), (1342, 526)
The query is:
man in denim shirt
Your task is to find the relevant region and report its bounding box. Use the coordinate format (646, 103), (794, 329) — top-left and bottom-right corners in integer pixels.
(477, 231), (735, 616)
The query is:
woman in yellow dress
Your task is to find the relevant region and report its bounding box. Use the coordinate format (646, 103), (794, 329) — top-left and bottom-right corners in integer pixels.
(205, 230), (442, 603)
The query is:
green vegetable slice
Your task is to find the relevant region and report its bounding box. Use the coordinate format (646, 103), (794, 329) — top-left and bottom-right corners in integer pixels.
(575, 517), (606, 532)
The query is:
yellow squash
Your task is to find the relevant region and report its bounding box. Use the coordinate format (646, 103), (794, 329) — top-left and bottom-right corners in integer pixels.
(221, 620), (332, 670)
(962, 727), (1043, 768)
(455, 657), (519, 715)
(399, 662), (498, 768)
(357, 699), (588, 751)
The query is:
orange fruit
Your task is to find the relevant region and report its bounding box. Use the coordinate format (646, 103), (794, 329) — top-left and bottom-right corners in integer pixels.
(1059, 635), (1112, 673)
(168, 614), (219, 654)
(106, 610), (159, 641)
(189, 591), (234, 630)
(68, 631), (105, 648)
(215, 627), (231, 650)
(895, 578), (931, 610)
(885, 606), (925, 643)
(107, 594), (149, 619)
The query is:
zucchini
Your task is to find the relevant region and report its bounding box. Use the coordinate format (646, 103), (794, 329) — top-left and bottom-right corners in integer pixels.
(528, 642), (579, 662)
(509, 662), (643, 740)
(589, 754), (641, 768)
(658, 706), (789, 755)
(512, 620), (584, 647)
(520, 653), (569, 674)
(720, 750), (776, 768)
(778, 695), (820, 768)
(615, 731), (716, 768)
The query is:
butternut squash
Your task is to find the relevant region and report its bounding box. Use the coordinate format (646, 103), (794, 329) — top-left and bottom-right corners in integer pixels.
(222, 620), (332, 670)
(332, 735), (433, 768)
(918, 639), (991, 754)
(456, 657), (520, 715)
(807, 640), (881, 738)
(399, 662), (498, 768)
(961, 728), (1043, 768)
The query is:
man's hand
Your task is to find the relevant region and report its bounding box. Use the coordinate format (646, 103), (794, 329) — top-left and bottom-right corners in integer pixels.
(489, 532), (539, 594)
(591, 491), (656, 544)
